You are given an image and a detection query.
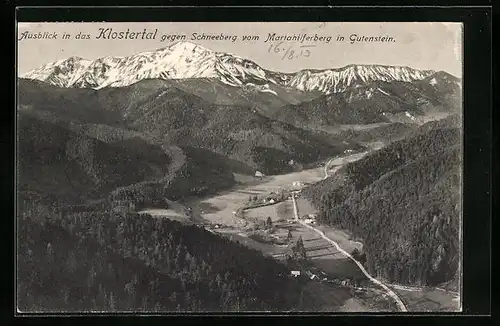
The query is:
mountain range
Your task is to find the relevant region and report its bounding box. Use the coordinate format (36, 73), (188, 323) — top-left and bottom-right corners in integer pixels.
(18, 40), (462, 297)
(21, 41), (458, 95)
(18, 42), (462, 206)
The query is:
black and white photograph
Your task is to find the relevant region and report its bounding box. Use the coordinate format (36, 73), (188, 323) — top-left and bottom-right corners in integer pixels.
(16, 21), (463, 313)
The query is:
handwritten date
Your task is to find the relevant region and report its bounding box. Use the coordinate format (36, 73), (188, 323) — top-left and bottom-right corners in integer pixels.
(268, 42), (315, 60)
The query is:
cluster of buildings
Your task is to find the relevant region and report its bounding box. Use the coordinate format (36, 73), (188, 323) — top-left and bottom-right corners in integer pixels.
(289, 269), (355, 287)
(255, 171), (265, 178)
(257, 191), (289, 206)
(300, 213), (317, 225)
(289, 270), (322, 281)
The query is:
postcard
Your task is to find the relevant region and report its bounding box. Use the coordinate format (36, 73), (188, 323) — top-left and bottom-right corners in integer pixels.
(16, 21), (463, 313)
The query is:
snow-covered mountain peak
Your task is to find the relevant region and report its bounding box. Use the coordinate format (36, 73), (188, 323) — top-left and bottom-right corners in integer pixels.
(289, 64), (436, 94)
(21, 43), (440, 93)
(22, 56), (93, 87)
(167, 41), (212, 53)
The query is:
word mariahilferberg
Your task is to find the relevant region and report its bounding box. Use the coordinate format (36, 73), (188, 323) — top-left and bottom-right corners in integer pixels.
(264, 33), (332, 43)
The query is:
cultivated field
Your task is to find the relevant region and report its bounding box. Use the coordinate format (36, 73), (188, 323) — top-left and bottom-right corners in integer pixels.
(296, 197), (364, 254)
(218, 217), (383, 312)
(180, 147), (425, 312)
(295, 197), (316, 217)
(392, 288), (461, 312)
(185, 166), (324, 228)
(339, 298), (374, 312)
(316, 225), (363, 254)
(244, 200), (293, 222)
(219, 230), (290, 257)
(300, 281), (353, 312)
(318, 123), (391, 134)
(137, 208), (189, 223)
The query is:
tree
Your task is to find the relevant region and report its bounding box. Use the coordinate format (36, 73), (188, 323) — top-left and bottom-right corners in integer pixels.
(61, 286), (70, 305)
(293, 236), (306, 259)
(168, 292), (177, 304)
(266, 217), (273, 229)
(287, 229), (293, 242)
(46, 243), (54, 265)
(18, 205), (305, 312)
(108, 291), (117, 310)
(351, 248), (367, 265)
(87, 266), (96, 288)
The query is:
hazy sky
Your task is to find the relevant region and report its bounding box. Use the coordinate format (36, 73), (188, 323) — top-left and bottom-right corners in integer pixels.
(17, 22), (463, 77)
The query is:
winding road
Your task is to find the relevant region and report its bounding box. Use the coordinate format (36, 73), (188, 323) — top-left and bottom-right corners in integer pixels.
(324, 154), (459, 299)
(292, 154), (409, 312)
(291, 194), (408, 312)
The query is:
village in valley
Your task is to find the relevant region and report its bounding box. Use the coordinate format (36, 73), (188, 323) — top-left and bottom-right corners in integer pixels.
(16, 18), (466, 313)
(168, 165), (381, 310)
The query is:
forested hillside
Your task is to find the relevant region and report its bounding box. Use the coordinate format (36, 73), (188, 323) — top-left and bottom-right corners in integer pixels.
(18, 111), (241, 208)
(18, 78), (359, 175)
(271, 74), (461, 129)
(18, 199), (303, 312)
(335, 122), (418, 145)
(17, 112), (172, 203)
(302, 116), (461, 289)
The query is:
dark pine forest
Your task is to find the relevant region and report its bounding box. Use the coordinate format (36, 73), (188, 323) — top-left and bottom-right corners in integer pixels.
(302, 116), (461, 289)
(17, 199), (303, 312)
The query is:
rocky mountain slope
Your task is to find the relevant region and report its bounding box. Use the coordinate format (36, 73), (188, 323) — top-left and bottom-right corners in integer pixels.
(265, 73), (461, 128)
(22, 41), (452, 95)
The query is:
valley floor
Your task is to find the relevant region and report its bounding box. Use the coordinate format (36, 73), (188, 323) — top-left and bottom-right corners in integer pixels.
(140, 145), (460, 312)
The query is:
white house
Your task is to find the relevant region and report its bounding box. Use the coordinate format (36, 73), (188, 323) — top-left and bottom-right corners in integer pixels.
(255, 171), (264, 178)
(305, 271), (318, 280)
(304, 218), (314, 224)
(269, 199), (275, 204)
(290, 271), (301, 277)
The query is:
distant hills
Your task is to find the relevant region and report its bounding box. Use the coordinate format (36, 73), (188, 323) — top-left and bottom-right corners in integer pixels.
(18, 77), (365, 203)
(17, 41), (462, 203)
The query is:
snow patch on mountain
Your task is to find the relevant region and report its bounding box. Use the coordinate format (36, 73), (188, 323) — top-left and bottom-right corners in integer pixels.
(22, 56), (93, 88)
(288, 65), (435, 94)
(22, 41), (438, 94)
(245, 83), (278, 96)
